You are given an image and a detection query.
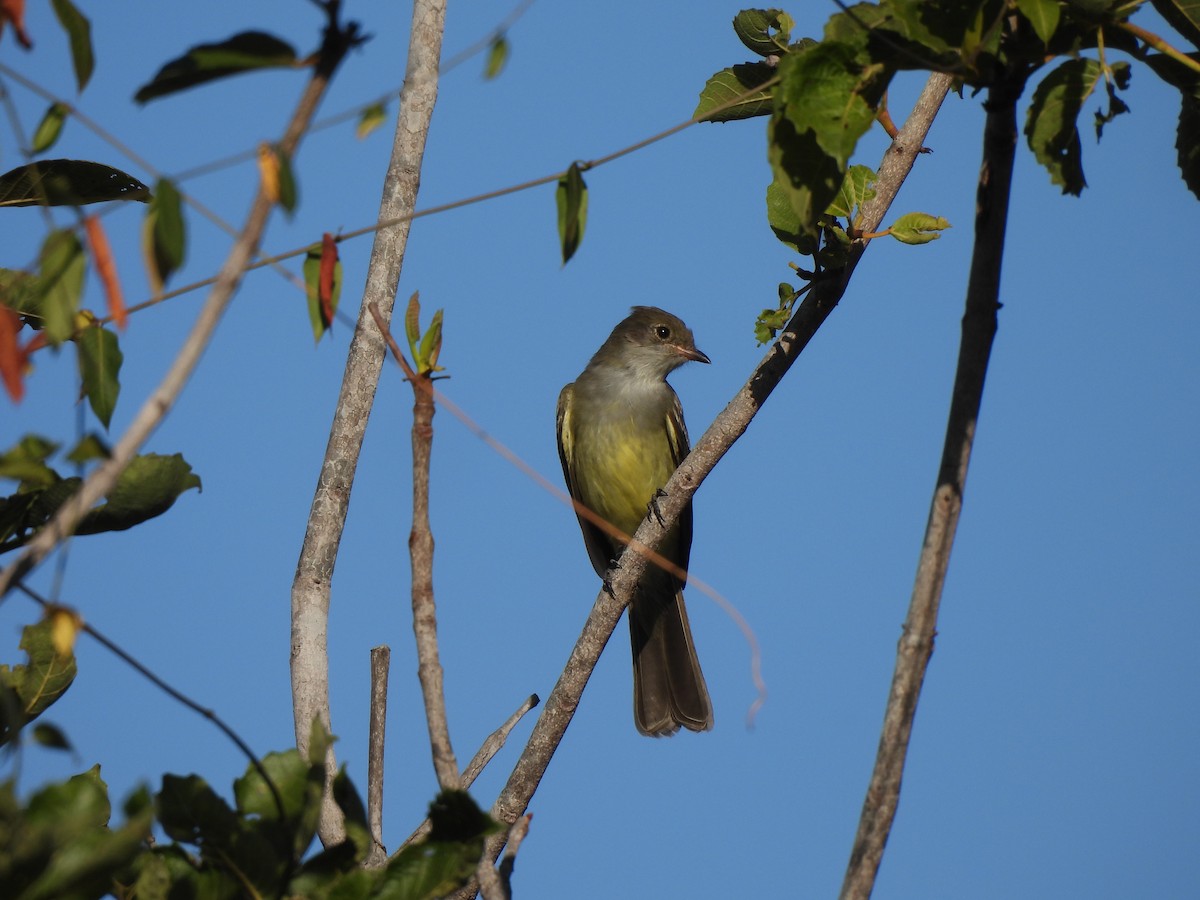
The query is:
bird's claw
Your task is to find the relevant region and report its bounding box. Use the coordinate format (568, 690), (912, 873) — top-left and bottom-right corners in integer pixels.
(648, 489), (668, 527)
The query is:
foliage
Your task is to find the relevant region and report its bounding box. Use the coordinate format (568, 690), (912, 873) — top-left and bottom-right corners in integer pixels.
(0, 735), (497, 900)
(697, 2), (1200, 341)
(0, 436), (201, 555)
(0, 618), (77, 748)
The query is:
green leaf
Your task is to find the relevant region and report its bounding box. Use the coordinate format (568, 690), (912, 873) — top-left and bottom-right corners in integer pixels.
(76, 324), (123, 428)
(356, 102), (387, 139)
(0, 435), (59, 485)
(765, 179), (809, 253)
(1178, 89), (1200, 199)
(274, 145), (297, 216)
(75, 453), (201, 536)
(156, 774), (238, 846)
(417, 308), (444, 374)
(65, 433), (111, 464)
(694, 62), (778, 122)
(31, 102), (69, 154)
(0, 159), (150, 207)
(889, 212), (952, 244)
(143, 178), (186, 294)
(556, 162), (588, 265)
(1016, 0), (1061, 44)
(381, 790), (502, 900)
(32, 721), (73, 750)
(776, 41), (886, 168)
(405, 292), (422, 362)
(235, 748), (323, 858)
(767, 114), (841, 254)
(0, 478), (83, 555)
(1150, 0), (1200, 53)
(1025, 57), (1104, 195)
(732, 8), (795, 56)
(0, 619), (78, 746)
(827, 164), (877, 219)
(135, 31), (299, 103)
(37, 230), (86, 346)
(0, 268), (42, 318)
(484, 35), (509, 79)
(50, 0), (94, 91)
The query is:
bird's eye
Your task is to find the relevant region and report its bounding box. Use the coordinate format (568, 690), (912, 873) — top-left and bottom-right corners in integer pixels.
(654, 325), (671, 340)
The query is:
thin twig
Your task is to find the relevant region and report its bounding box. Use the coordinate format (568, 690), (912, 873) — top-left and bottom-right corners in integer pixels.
(365, 644), (391, 869)
(466, 73), (955, 886)
(0, 61), (308, 293)
(14, 582), (285, 820)
(476, 814), (531, 900)
(0, 7), (357, 600)
(107, 73), (780, 325)
(839, 68), (1024, 900)
(170, 0), (538, 185)
(290, 0), (447, 848)
(397, 692), (539, 852)
(397, 318), (461, 790)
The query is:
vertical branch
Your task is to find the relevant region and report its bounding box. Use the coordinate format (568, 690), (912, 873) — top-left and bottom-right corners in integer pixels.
(290, 0), (446, 847)
(408, 368), (460, 789)
(366, 644), (391, 868)
(839, 71), (1027, 900)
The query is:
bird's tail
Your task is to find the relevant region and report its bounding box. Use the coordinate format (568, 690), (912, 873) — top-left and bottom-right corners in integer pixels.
(630, 587), (713, 737)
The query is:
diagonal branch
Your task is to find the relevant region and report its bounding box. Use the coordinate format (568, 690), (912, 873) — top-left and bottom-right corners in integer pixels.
(471, 72), (956, 877)
(0, 6), (357, 600)
(290, 0), (446, 848)
(839, 69), (1026, 900)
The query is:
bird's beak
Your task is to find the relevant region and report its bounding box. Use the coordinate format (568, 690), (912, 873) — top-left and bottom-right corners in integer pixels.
(676, 345), (711, 365)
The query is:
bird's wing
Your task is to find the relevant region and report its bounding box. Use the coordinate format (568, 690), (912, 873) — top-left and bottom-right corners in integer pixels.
(557, 382), (615, 578)
(664, 389), (694, 577)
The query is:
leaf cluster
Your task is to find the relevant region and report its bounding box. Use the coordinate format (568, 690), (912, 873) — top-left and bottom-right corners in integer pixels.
(0, 725), (498, 900)
(697, 3), (1199, 342)
(0, 436), (201, 556)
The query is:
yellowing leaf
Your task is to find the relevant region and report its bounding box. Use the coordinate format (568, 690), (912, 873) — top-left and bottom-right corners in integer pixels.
(47, 605), (83, 657)
(257, 143), (280, 203)
(356, 102), (386, 139)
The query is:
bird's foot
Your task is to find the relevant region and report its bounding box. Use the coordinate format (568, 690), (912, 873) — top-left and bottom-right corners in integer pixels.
(647, 489), (668, 526)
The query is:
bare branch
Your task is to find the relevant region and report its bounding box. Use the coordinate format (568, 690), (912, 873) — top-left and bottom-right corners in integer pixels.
(290, 0), (447, 847)
(0, 11), (357, 600)
(839, 70), (1024, 900)
(465, 73), (958, 877)
(366, 644), (391, 869)
(405, 352), (461, 790)
(398, 692), (540, 853)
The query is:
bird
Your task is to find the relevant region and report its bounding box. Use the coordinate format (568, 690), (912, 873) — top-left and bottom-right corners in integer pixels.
(556, 306), (713, 736)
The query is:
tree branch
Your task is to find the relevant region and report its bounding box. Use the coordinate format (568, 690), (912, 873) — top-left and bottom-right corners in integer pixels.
(397, 692), (539, 852)
(0, 7), (356, 599)
(366, 644), (391, 868)
(470, 72), (956, 878)
(290, 0), (446, 847)
(839, 70), (1024, 900)
(405, 355), (461, 789)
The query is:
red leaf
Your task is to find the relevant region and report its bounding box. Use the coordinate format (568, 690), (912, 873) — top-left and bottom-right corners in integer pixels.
(0, 0), (33, 49)
(0, 305), (27, 401)
(84, 215), (127, 330)
(319, 232), (337, 327)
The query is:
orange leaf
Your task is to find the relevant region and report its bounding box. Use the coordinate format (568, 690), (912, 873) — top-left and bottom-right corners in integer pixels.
(0, 0), (33, 49)
(319, 232), (337, 326)
(0, 304), (27, 401)
(84, 215), (127, 330)
(257, 143), (280, 202)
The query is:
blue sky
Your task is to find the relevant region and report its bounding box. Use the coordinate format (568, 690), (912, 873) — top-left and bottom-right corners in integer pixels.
(3, 2), (1198, 898)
